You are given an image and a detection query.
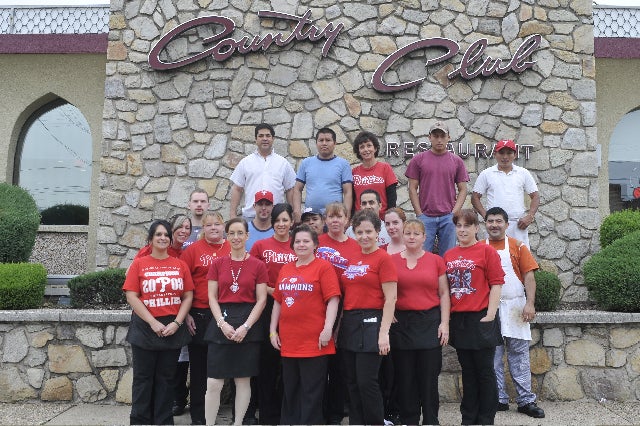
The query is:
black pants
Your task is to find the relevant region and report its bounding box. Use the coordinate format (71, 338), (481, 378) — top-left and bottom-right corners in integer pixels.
(394, 347), (442, 425)
(257, 341), (282, 424)
(188, 342), (208, 423)
(456, 347), (498, 425)
(173, 360), (189, 407)
(342, 350), (384, 425)
(281, 356), (328, 425)
(323, 351), (346, 423)
(130, 345), (180, 425)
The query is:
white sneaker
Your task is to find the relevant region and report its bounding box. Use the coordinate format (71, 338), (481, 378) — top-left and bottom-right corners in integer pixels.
(384, 419), (394, 426)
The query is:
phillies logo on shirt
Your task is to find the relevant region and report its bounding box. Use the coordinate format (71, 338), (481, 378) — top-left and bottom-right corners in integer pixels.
(285, 296), (295, 307)
(316, 246), (349, 270)
(263, 250), (297, 264)
(353, 175), (385, 185)
(343, 262), (369, 280)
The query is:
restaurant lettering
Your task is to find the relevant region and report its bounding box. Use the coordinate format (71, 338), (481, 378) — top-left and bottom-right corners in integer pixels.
(386, 142), (535, 160)
(148, 10), (541, 93)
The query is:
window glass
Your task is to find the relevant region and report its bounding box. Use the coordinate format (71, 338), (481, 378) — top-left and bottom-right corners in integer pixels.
(16, 101), (92, 223)
(608, 109), (640, 211)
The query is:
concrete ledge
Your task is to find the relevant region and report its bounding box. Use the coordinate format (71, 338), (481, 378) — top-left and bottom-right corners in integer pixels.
(1, 309), (638, 324)
(38, 225), (89, 233)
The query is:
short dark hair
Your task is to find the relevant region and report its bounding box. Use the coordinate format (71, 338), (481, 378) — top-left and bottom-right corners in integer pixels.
(290, 224), (319, 250)
(225, 217), (249, 233)
(255, 123), (275, 138)
(351, 209), (381, 233)
(353, 131), (380, 159)
(316, 127), (336, 142)
(360, 189), (381, 204)
(148, 220), (173, 245)
(271, 203), (294, 227)
(453, 209), (479, 226)
(485, 207), (509, 222)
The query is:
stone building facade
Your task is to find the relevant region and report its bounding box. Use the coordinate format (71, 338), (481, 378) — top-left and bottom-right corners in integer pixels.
(99, 0), (598, 302)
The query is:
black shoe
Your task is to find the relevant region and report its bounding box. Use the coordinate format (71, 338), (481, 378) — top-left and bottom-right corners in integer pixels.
(497, 402), (509, 411)
(191, 418), (206, 425)
(517, 402), (545, 418)
(172, 403), (186, 416)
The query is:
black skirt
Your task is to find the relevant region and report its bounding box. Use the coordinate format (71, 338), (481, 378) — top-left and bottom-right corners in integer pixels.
(390, 307), (441, 350)
(449, 309), (502, 350)
(207, 341), (260, 378)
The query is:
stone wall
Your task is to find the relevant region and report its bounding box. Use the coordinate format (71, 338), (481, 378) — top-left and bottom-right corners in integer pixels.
(100, 0), (599, 302)
(1, 309), (638, 404)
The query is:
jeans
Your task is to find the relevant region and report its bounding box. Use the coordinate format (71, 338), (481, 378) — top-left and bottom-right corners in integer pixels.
(418, 212), (456, 256)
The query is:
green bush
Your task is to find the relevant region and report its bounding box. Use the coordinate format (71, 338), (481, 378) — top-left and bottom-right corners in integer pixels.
(40, 203), (89, 225)
(0, 183), (40, 263)
(599, 209), (640, 248)
(534, 270), (561, 312)
(584, 230), (640, 312)
(68, 268), (127, 309)
(0, 263), (47, 309)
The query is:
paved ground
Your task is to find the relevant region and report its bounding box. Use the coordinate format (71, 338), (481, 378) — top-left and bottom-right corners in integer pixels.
(0, 400), (639, 425)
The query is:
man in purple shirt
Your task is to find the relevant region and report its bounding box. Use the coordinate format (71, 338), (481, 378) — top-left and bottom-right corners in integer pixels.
(405, 121), (469, 256)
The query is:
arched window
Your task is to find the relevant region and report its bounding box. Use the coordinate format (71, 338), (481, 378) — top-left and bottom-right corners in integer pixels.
(14, 99), (92, 224)
(608, 109), (640, 212)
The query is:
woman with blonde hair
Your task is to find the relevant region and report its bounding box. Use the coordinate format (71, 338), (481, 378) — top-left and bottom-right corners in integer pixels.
(390, 219), (450, 424)
(179, 211), (230, 425)
(135, 214), (192, 259)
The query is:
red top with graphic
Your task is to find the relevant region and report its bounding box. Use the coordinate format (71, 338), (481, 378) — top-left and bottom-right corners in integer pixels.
(180, 239), (231, 309)
(392, 251), (446, 311)
(340, 248), (398, 310)
(352, 161), (398, 218)
(207, 255), (269, 304)
(249, 237), (297, 288)
(123, 256), (195, 317)
(444, 242), (504, 313)
(135, 245), (182, 259)
(316, 233), (361, 278)
(274, 258), (341, 357)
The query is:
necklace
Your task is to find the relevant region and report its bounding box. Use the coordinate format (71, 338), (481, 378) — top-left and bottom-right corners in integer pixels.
(208, 240), (225, 258)
(229, 252), (247, 293)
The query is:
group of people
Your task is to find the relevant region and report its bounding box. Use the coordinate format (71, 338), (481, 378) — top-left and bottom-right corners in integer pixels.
(123, 122), (545, 425)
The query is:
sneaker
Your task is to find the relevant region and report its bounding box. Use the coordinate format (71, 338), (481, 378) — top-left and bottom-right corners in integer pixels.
(517, 402), (545, 418)
(497, 402), (509, 411)
(384, 419), (394, 426)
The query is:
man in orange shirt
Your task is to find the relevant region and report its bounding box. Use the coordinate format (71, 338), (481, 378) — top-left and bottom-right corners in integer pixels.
(485, 207), (545, 419)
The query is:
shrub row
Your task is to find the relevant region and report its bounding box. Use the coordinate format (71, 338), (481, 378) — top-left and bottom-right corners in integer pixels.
(0, 183), (40, 263)
(68, 268), (127, 308)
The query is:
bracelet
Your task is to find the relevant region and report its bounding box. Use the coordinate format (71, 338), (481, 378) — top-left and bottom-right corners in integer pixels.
(173, 320), (182, 327)
(243, 323), (250, 330)
(217, 317), (225, 328)
(269, 332), (278, 338)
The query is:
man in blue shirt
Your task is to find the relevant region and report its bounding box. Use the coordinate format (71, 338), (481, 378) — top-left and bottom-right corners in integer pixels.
(293, 127), (353, 223)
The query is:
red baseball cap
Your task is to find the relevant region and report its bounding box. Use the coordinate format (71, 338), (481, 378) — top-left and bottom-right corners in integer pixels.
(495, 139), (517, 152)
(254, 190), (274, 204)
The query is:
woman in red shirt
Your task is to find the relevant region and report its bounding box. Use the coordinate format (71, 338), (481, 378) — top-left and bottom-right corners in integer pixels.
(390, 219), (450, 425)
(134, 214), (192, 259)
(351, 131), (398, 219)
(123, 220), (194, 425)
(249, 203), (297, 424)
(338, 209), (397, 425)
(270, 225), (341, 424)
(444, 209), (504, 425)
(179, 211), (230, 425)
(205, 218), (268, 426)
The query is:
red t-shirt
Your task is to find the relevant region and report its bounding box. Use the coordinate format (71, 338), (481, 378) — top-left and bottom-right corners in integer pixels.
(352, 161), (398, 218)
(340, 248), (398, 310)
(392, 251), (446, 311)
(123, 256), (195, 317)
(274, 258), (341, 357)
(135, 245), (182, 259)
(180, 239), (231, 309)
(249, 237), (297, 288)
(207, 255), (269, 304)
(316, 233), (361, 277)
(444, 242), (504, 313)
